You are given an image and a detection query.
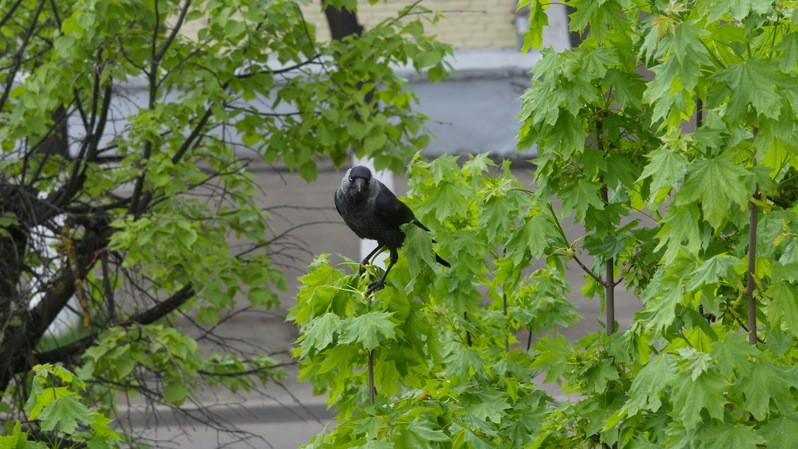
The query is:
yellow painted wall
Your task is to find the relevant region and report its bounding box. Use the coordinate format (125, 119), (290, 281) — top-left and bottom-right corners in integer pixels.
(299, 0), (521, 50)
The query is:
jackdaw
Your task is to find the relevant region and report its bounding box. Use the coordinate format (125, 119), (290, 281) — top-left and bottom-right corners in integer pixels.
(334, 165), (449, 293)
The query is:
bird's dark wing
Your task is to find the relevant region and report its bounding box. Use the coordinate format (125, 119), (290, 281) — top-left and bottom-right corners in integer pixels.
(374, 183), (417, 228)
(334, 191), (343, 218)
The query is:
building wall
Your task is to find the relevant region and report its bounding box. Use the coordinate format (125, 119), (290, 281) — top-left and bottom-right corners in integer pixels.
(300, 0), (521, 50)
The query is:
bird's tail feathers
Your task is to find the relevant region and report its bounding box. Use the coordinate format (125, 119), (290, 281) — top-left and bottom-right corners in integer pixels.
(410, 219), (449, 267)
(412, 219), (431, 232)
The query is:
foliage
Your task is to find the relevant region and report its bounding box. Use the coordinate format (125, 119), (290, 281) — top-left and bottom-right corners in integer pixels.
(0, 364), (119, 449)
(292, 1), (798, 448)
(291, 155), (577, 448)
(0, 0), (450, 445)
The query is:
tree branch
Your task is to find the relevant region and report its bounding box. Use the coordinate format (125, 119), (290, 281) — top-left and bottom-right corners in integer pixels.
(170, 106), (214, 164)
(155, 0), (191, 64)
(747, 132), (759, 345)
(197, 361), (295, 378)
(0, 0), (25, 30)
(0, 0), (46, 113)
(30, 283), (196, 369)
(546, 203), (605, 286)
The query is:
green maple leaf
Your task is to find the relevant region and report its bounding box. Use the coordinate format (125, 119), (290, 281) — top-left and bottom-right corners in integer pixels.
(639, 276), (682, 335)
(774, 32), (798, 73)
(353, 440), (395, 449)
(479, 194), (518, 242)
(568, 0), (623, 42)
(603, 69), (643, 109)
(27, 386), (71, 420)
(699, 423), (764, 449)
(462, 152), (494, 176)
(708, 0), (773, 21)
(0, 421), (48, 449)
(374, 359), (402, 398)
(676, 347), (712, 381)
(671, 21), (712, 91)
(89, 411), (121, 440)
(506, 213), (551, 264)
(766, 281), (798, 336)
(671, 372), (727, 429)
(461, 390), (510, 424)
(712, 58), (783, 120)
(300, 313), (341, 357)
(315, 344), (358, 376)
(540, 111), (587, 157)
(404, 225), (438, 275)
(456, 430), (493, 449)
(622, 354), (676, 417)
(531, 334), (571, 383)
(519, 0), (549, 52)
(759, 413), (798, 448)
(38, 395), (93, 434)
(740, 362), (798, 420)
(584, 233), (625, 259)
(339, 312), (398, 351)
(604, 153), (640, 189)
(643, 58), (680, 123)
(394, 419), (448, 449)
(677, 154), (751, 230)
(560, 179), (605, 222)
(426, 154), (461, 184)
(655, 203), (701, 260)
(445, 347), (487, 379)
(582, 47), (620, 79)
(685, 254), (743, 291)
(630, 437), (665, 449)
(582, 358), (620, 394)
(709, 332), (758, 378)
(426, 181), (468, 223)
(478, 177), (524, 242)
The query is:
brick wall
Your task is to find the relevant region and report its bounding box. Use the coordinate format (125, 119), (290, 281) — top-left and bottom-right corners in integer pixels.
(300, 0), (521, 50)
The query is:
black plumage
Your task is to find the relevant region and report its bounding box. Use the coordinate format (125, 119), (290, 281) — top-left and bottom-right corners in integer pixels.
(334, 165), (449, 292)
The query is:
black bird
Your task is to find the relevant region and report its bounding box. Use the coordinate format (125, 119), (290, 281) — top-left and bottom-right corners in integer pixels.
(334, 165), (449, 293)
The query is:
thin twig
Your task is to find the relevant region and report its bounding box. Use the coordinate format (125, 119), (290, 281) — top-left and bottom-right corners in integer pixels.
(546, 203), (605, 286)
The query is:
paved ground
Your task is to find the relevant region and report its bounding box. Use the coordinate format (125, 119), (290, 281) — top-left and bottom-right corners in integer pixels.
(123, 159), (642, 448)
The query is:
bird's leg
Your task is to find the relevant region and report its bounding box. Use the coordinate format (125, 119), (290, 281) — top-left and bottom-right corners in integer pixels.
(367, 248), (398, 294)
(359, 244), (384, 275)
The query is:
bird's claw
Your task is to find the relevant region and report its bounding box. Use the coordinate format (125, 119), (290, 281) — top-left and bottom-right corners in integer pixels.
(366, 280), (385, 295)
(358, 263), (383, 295)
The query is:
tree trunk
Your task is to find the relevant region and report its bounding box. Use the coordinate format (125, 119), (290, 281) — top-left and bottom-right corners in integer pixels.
(324, 4), (363, 40)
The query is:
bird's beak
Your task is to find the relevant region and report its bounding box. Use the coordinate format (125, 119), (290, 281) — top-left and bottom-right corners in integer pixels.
(353, 177), (366, 192)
